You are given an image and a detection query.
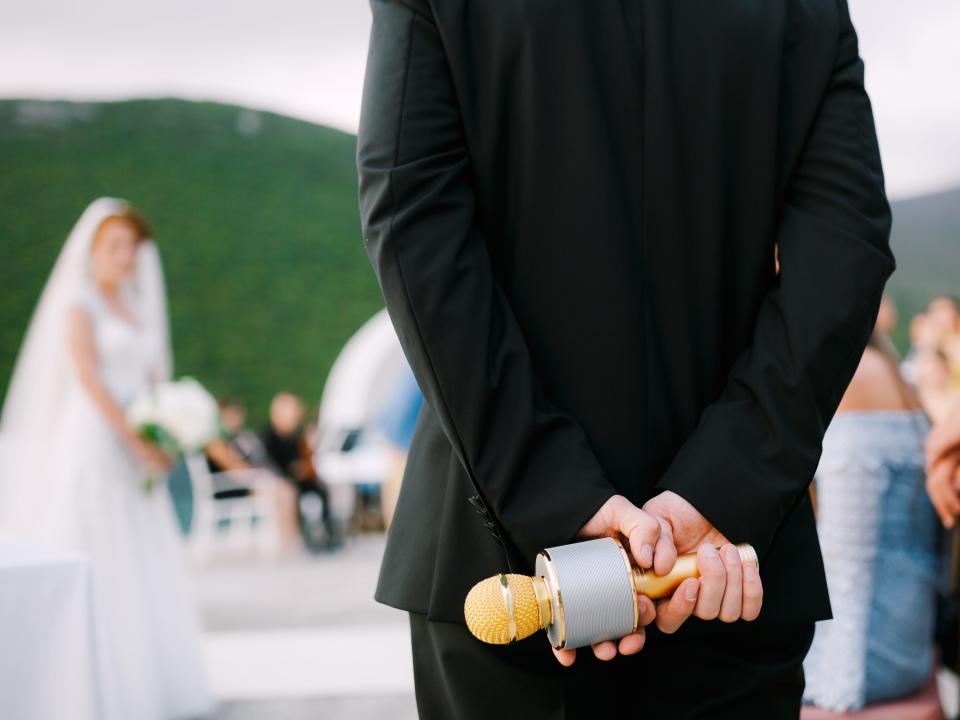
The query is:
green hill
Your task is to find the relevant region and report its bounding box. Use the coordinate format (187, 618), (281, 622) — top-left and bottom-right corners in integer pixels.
(0, 98), (383, 423)
(887, 185), (960, 344)
(1, 98), (958, 420)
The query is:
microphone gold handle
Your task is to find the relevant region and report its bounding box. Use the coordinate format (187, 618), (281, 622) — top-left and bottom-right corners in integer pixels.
(631, 543), (758, 600)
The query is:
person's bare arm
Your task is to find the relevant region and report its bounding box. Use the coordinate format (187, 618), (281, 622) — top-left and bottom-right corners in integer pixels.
(926, 452), (960, 529)
(205, 439), (253, 472)
(924, 398), (960, 528)
(67, 306), (137, 442)
(837, 347), (918, 413)
(67, 305), (171, 469)
(928, 398), (960, 470)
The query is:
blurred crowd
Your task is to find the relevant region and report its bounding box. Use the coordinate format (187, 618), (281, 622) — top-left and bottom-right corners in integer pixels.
(902, 294), (960, 422)
(803, 293), (960, 713)
(201, 392), (339, 556)
(193, 346), (425, 558)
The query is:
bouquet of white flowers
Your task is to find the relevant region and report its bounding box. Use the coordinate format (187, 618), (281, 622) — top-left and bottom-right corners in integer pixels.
(126, 377), (220, 492)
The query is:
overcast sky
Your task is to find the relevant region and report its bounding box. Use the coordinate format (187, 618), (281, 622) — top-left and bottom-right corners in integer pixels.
(2, 0), (958, 200)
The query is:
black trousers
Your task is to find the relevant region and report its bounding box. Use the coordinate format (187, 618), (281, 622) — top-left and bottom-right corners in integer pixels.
(409, 612), (815, 720)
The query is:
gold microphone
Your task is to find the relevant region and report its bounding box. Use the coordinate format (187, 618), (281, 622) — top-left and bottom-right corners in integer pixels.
(464, 538), (757, 649)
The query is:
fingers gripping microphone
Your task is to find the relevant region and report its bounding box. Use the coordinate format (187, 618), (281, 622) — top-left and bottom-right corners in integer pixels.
(464, 537), (758, 650)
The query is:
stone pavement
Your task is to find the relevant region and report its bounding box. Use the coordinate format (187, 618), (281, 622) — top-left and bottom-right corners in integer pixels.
(192, 532), (418, 719)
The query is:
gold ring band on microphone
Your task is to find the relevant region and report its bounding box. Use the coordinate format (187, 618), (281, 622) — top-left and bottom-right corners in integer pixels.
(499, 574), (518, 643)
(612, 536), (640, 632)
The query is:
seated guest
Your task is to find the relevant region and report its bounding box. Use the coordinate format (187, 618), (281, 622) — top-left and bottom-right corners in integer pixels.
(901, 313), (941, 387)
(261, 392), (340, 550)
(917, 348), (960, 424)
(207, 397), (269, 475)
(927, 295), (959, 342)
(803, 332), (946, 712)
(205, 397), (301, 555)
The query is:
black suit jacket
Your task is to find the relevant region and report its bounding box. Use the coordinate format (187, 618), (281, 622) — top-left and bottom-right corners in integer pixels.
(357, 0), (893, 633)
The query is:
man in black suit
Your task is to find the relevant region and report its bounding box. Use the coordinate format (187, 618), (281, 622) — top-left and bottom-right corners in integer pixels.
(356, 0), (893, 717)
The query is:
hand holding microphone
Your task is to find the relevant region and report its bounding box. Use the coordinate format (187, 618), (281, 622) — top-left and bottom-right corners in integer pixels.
(556, 492), (763, 665)
(559, 493), (683, 665)
(462, 492), (763, 666)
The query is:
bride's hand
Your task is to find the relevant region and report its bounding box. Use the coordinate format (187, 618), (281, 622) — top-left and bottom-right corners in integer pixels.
(130, 436), (174, 473)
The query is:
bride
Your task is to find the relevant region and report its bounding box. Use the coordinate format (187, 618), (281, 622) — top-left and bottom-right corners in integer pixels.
(0, 197), (216, 719)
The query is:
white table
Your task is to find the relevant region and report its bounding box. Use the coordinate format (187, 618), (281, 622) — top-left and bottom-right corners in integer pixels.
(0, 536), (103, 720)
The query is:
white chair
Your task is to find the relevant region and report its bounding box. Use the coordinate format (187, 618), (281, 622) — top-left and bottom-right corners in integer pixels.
(314, 427), (392, 528)
(183, 453), (281, 564)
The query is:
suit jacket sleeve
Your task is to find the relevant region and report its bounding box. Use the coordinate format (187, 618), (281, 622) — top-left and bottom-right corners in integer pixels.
(356, 0), (617, 564)
(653, 0), (895, 559)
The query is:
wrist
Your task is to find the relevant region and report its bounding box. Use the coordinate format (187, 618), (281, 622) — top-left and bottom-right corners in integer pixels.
(118, 423), (141, 447)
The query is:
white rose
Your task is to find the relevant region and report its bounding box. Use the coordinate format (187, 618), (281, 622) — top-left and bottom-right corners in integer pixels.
(127, 377), (219, 451)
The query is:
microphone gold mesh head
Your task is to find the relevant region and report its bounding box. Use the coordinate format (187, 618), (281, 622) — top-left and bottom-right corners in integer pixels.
(464, 573), (542, 644)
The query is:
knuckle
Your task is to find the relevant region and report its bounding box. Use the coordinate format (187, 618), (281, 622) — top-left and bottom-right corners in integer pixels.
(701, 559), (726, 579)
(695, 605), (720, 621)
(718, 609), (739, 623)
(641, 514), (661, 535)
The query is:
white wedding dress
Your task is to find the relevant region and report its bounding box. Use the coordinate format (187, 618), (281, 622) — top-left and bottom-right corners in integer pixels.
(0, 198), (216, 720)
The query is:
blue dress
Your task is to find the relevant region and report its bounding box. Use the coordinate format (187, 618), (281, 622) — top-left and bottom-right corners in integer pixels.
(802, 409), (945, 711)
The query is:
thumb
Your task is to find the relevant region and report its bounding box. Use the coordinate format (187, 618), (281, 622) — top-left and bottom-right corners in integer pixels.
(617, 503), (661, 569)
(652, 516), (677, 576)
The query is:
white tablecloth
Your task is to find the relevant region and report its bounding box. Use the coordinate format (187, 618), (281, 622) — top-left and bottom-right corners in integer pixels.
(0, 536), (103, 720)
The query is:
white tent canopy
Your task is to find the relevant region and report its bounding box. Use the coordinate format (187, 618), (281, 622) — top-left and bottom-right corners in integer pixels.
(317, 308), (406, 433)
(315, 308), (410, 491)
